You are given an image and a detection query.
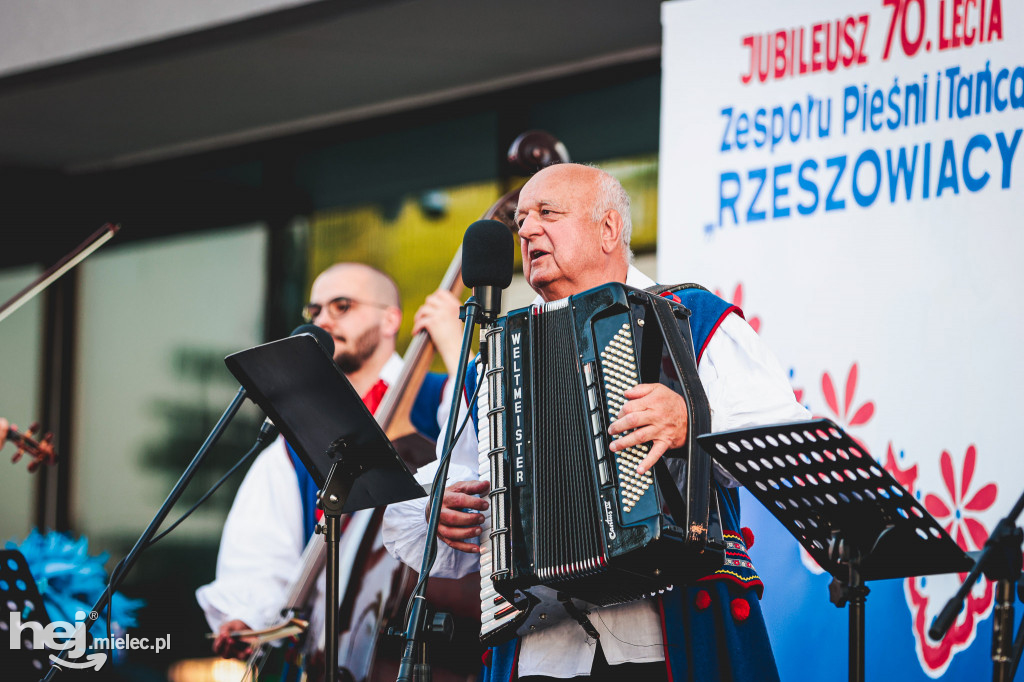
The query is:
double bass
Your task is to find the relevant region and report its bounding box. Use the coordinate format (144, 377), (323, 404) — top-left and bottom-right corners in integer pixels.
(245, 131), (570, 682)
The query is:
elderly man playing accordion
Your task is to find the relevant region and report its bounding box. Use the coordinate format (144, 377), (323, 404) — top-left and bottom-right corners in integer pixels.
(383, 163), (809, 681)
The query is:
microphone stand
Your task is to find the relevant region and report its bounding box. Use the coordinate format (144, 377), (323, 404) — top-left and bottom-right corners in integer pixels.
(396, 297), (482, 682)
(929, 485), (1024, 682)
(40, 387), (251, 681)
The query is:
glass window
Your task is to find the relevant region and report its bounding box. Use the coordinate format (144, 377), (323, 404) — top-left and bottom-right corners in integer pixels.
(0, 265), (44, 542)
(72, 226), (267, 545)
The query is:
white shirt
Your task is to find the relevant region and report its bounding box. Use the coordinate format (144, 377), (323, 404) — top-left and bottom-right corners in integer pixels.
(381, 268), (810, 678)
(195, 353), (454, 633)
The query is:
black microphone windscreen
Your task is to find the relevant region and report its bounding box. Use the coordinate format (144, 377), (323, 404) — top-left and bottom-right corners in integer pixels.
(289, 323), (334, 357)
(462, 220), (514, 289)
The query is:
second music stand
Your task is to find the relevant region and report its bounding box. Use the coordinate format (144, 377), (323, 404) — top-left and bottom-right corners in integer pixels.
(225, 332), (426, 682)
(2, 549), (52, 678)
(699, 418), (973, 682)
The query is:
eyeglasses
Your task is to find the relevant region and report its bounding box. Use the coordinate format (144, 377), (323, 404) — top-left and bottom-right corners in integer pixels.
(301, 296), (390, 323)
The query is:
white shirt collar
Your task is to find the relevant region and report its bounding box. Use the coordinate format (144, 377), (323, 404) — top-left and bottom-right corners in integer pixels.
(379, 352), (403, 386)
(624, 264), (656, 289)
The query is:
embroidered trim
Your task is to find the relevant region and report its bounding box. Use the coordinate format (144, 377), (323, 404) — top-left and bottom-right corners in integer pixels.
(722, 530), (748, 546)
(707, 568), (761, 584)
(698, 531), (765, 597)
(723, 558), (755, 570)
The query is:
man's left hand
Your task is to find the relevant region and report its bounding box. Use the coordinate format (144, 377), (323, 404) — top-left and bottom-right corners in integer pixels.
(212, 619), (256, 659)
(608, 383), (688, 475)
(413, 289), (464, 372)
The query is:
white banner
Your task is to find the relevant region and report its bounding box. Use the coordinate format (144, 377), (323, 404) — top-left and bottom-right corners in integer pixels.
(659, 0), (1022, 678)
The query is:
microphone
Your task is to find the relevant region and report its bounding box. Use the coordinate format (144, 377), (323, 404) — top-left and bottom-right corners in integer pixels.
(289, 323), (335, 357)
(462, 219), (514, 324)
(256, 324), (336, 444)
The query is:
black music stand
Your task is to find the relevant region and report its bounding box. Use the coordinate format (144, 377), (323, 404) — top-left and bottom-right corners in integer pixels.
(698, 419), (973, 682)
(1, 549), (53, 678)
(225, 333), (426, 682)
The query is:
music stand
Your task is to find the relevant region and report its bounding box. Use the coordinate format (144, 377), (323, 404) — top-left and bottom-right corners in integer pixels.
(225, 333), (426, 682)
(698, 419), (973, 682)
(1, 549), (52, 678)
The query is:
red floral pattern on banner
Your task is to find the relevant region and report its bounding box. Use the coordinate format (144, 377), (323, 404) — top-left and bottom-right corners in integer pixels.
(883, 443), (918, 497)
(924, 446), (998, 552)
(903, 445), (996, 676)
(821, 363), (874, 427)
(817, 363), (874, 452)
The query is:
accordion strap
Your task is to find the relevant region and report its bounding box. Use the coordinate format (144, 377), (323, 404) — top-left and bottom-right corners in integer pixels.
(645, 288), (715, 548)
(644, 282), (712, 297)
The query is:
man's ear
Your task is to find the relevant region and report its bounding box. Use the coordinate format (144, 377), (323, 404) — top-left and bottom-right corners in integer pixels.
(600, 209), (624, 254)
(381, 306), (403, 337)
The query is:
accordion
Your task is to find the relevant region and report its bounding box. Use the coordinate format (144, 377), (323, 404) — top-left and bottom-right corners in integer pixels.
(477, 282), (725, 646)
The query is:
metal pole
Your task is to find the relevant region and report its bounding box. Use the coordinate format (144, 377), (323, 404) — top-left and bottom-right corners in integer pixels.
(324, 512), (341, 682)
(992, 579), (1015, 682)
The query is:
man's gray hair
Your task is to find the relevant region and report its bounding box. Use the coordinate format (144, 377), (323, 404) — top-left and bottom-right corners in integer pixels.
(590, 167), (633, 258)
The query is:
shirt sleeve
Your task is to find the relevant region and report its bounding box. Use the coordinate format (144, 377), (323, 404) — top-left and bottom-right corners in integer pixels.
(382, 372), (482, 579)
(195, 438), (305, 631)
(698, 313), (811, 487)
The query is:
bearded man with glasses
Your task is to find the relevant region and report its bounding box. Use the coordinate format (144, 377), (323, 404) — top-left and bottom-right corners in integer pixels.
(197, 262), (464, 661)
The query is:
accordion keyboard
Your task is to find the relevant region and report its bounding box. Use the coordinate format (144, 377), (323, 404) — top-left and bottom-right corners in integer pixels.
(599, 321), (655, 515)
(477, 333), (528, 643)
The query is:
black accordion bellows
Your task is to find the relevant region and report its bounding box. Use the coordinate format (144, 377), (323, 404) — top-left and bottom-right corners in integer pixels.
(479, 283), (726, 642)
(533, 304), (604, 585)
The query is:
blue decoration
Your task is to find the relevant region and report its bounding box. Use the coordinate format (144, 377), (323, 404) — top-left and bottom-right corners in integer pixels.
(7, 529), (145, 639)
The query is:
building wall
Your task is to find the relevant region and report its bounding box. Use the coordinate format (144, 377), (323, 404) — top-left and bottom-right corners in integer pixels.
(0, 0), (317, 76)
